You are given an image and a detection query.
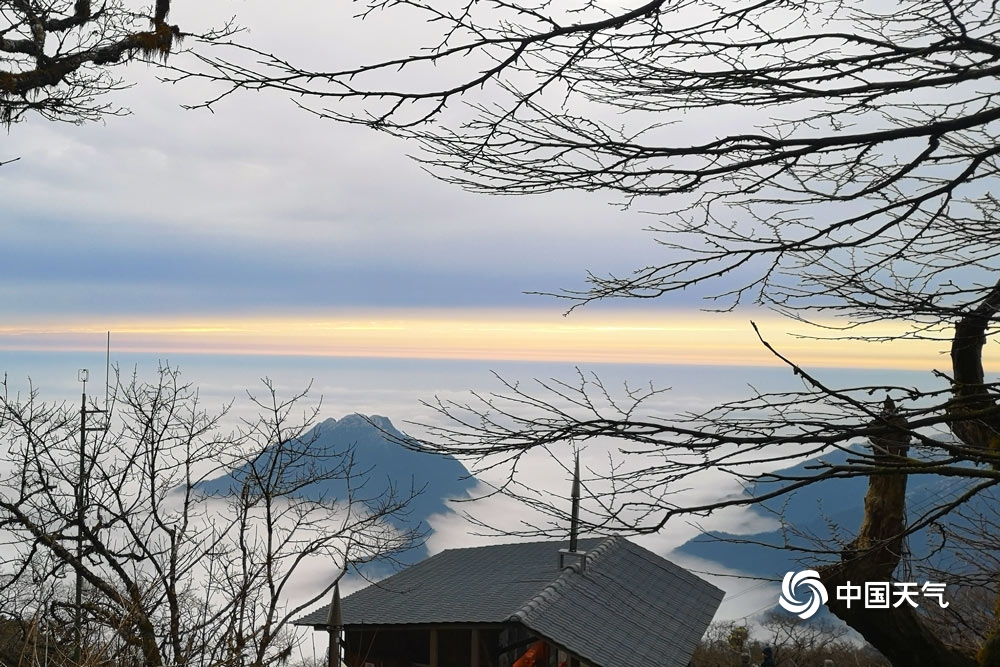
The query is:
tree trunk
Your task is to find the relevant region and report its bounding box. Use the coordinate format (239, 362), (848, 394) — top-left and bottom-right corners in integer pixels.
(820, 280), (1000, 667)
(818, 402), (976, 667)
(947, 279), (1000, 456)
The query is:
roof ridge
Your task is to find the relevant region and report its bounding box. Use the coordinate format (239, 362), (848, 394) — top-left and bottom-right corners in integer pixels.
(508, 565), (577, 623)
(435, 536), (602, 556)
(582, 534), (619, 566)
(508, 536), (618, 623)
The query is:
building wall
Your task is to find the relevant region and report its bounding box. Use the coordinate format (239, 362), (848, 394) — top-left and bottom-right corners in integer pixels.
(344, 627), (502, 667)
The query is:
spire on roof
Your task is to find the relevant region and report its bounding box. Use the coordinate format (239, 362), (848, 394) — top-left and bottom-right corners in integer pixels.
(569, 451), (581, 553)
(327, 583), (342, 667)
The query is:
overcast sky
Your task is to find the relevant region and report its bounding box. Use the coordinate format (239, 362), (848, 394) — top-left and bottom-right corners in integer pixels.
(2, 0), (665, 316)
(0, 0), (961, 374)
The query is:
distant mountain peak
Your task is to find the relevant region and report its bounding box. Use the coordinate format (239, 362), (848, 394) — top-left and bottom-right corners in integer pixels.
(316, 413), (398, 433)
(199, 411), (474, 565)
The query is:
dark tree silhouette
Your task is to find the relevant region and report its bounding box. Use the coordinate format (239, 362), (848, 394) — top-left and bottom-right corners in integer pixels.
(0, 1), (234, 126)
(180, 2), (1000, 665)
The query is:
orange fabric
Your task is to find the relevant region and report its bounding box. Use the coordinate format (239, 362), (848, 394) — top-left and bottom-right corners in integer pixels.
(513, 641), (547, 667)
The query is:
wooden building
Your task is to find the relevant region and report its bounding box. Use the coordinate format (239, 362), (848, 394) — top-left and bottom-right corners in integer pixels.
(298, 537), (724, 667)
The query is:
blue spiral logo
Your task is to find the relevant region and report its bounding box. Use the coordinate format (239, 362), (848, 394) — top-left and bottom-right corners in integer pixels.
(778, 570), (828, 619)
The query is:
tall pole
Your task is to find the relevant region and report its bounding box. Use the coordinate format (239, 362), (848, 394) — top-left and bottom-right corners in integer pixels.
(569, 451), (580, 553)
(105, 332), (110, 410)
(75, 371), (87, 663)
(326, 583), (343, 667)
(73, 365), (106, 664)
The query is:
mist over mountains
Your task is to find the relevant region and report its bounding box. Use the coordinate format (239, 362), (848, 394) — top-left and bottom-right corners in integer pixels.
(200, 413), (476, 562)
(676, 444), (987, 581)
(199, 412), (992, 619)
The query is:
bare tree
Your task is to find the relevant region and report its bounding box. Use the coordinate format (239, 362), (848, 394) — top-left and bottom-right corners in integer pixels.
(0, 365), (419, 667)
(692, 617), (889, 667)
(757, 610), (858, 667)
(0, 1), (236, 127)
(172, 2), (1000, 665)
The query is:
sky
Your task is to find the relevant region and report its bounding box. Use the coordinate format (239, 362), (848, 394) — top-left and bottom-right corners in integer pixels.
(0, 1), (971, 373)
(0, 0), (985, 636)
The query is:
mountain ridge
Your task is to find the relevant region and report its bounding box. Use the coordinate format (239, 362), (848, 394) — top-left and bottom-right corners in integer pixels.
(199, 413), (476, 562)
(675, 443), (984, 579)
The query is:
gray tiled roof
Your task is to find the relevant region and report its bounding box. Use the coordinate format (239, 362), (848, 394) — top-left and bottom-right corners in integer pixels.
(297, 538), (603, 626)
(298, 536), (723, 667)
(512, 538), (723, 667)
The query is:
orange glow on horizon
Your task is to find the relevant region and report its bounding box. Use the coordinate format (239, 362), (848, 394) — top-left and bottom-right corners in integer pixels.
(0, 310), (970, 371)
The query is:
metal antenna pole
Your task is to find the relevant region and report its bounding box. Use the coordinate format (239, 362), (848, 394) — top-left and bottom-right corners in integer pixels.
(74, 367), (106, 664)
(104, 332), (110, 410)
(75, 370), (87, 663)
(326, 583), (343, 667)
(569, 451), (580, 553)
